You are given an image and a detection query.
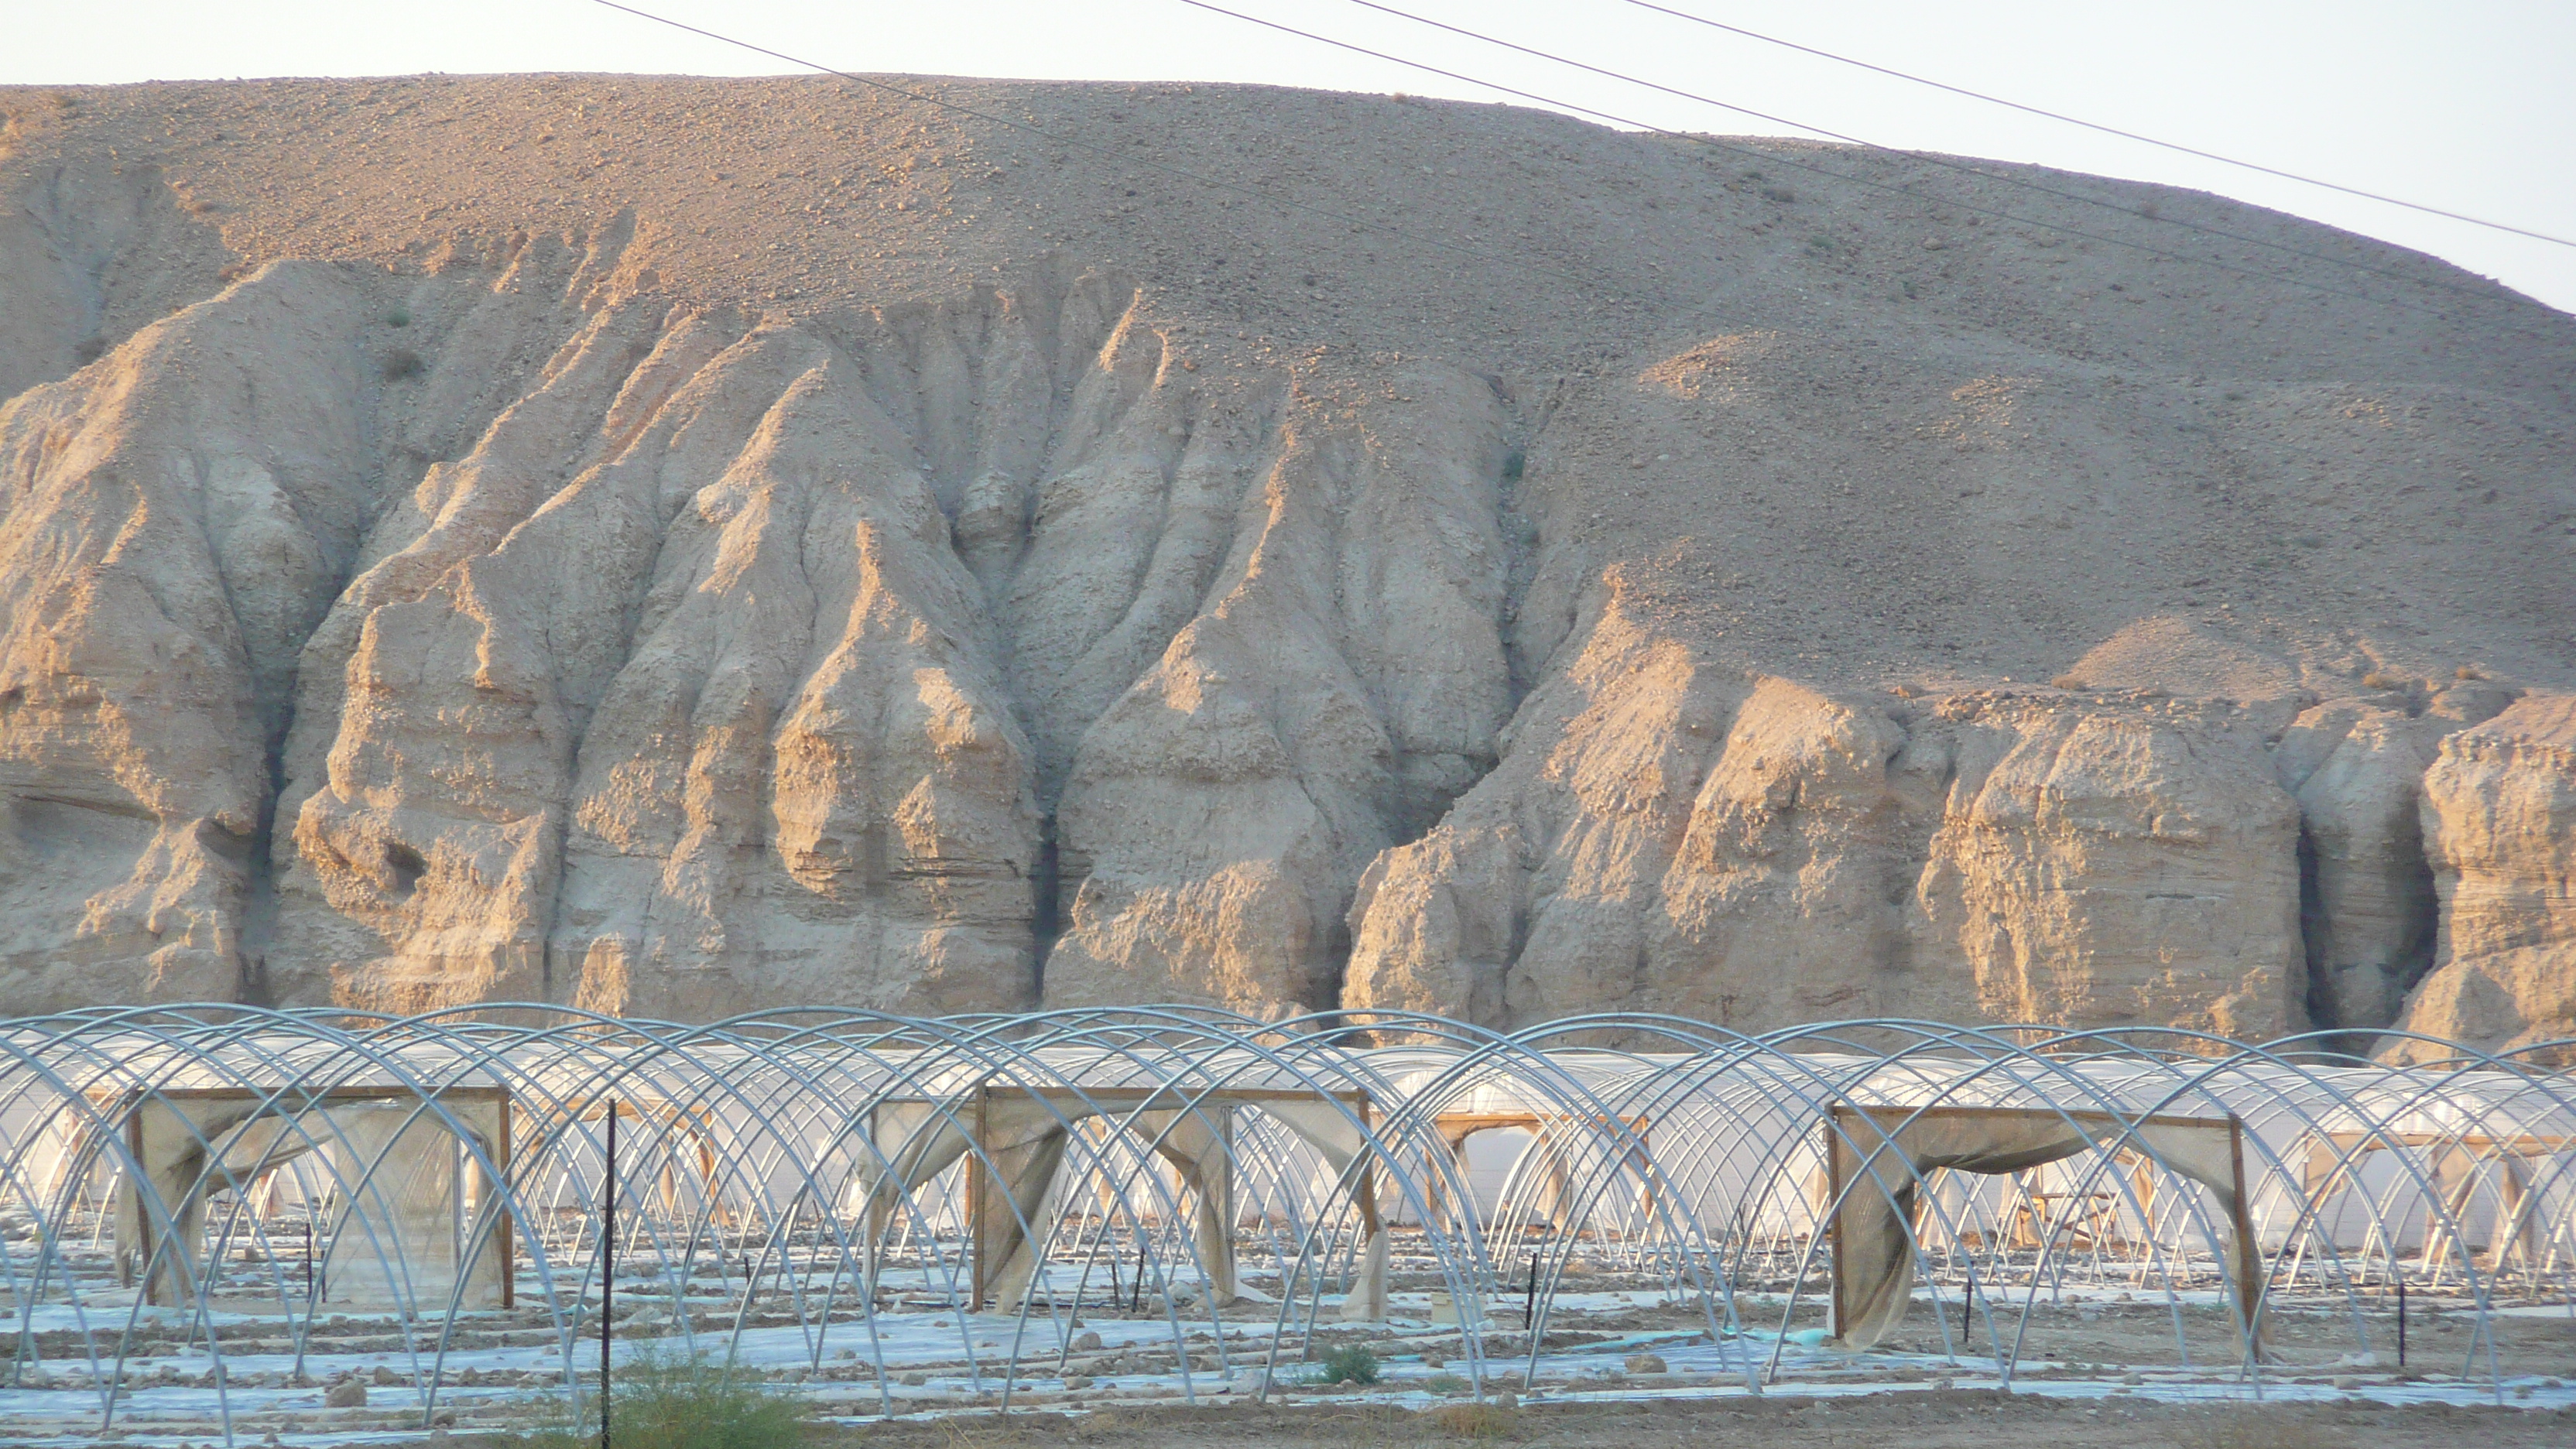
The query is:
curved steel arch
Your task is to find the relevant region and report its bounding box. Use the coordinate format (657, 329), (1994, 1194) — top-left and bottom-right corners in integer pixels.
(0, 1005), (2565, 1442)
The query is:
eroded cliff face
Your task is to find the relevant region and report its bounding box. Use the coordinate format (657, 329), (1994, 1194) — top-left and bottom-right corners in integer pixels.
(1043, 366), (1520, 1016)
(5, 76), (2574, 1044)
(0, 259), (376, 1007)
(0, 234), (1544, 1023)
(1344, 590), (2311, 1040)
(276, 286), (1055, 1021)
(2393, 694), (2576, 1060)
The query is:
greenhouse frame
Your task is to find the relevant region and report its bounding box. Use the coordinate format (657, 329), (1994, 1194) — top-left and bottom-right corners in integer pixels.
(0, 1004), (2570, 1441)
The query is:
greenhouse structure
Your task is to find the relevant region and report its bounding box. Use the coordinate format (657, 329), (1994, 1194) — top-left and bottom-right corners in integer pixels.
(0, 1004), (2570, 1440)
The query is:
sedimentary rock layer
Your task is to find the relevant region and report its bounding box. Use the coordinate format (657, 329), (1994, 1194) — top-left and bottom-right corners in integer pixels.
(2396, 694), (2576, 1058)
(2, 77), (2572, 1055)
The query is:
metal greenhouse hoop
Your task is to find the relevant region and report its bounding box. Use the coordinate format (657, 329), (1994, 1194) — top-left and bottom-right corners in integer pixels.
(0, 1002), (2566, 1444)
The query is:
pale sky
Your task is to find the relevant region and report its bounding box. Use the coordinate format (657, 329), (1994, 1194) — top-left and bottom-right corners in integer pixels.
(12, 1), (2572, 314)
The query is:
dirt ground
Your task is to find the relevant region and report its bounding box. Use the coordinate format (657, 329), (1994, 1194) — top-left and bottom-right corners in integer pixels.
(790, 1391), (2574, 1449)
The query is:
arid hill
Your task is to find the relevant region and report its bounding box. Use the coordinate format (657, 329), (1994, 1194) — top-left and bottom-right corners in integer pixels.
(2, 75), (2571, 1055)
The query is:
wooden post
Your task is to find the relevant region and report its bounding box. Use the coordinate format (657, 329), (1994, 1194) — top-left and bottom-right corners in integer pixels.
(1824, 1112), (1846, 1340)
(2227, 1116), (2263, 1357)
(1635, 1119), (1658, 1228)
(124, 1109), (145, 1293)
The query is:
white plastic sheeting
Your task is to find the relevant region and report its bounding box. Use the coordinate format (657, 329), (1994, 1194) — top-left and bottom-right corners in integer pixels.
(0, 1003), (2567, 1443)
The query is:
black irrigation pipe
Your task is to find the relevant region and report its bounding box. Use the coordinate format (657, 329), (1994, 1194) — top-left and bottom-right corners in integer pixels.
(603, 1101), (618, 1449)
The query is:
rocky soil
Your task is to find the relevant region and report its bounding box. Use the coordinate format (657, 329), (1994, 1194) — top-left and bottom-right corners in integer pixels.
(804, 1393), (2566, 1449)
(1, 75), (2571, 1053)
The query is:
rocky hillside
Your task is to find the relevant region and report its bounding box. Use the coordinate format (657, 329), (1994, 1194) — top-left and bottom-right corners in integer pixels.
(2, 76), (2571, 1055)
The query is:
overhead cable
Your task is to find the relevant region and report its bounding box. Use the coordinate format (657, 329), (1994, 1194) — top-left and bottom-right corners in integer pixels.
(1620, 0), (2576, 250)
(590, 0), (2550, 339)
(1332, 0), (2530, 309)
(1176, 0), (2554, 334)
(589, 0), (1617, 295)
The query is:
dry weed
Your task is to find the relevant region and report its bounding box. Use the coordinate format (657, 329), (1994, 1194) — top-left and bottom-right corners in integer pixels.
(1416, 1402), (1518, 1439)
(930, 1415), (1040, 1449)
(2167, 1409), (2338, 1449)
(1066, 1410), (1134, 1443)
(1307, 1402), (1521, 1446)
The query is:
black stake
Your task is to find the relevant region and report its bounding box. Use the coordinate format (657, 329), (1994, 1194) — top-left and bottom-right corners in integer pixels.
(1961, 1281), (1973, 1347)
(1525, 1253), (1537, 1330)
(604, 1102), (617, 1449)
(2396, 1275), (2406, 1368)
(1133, 1243), (1145, 1312)
(304, 1219), (313, 1300)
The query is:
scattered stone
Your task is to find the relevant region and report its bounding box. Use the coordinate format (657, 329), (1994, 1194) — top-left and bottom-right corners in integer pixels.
(325, 1379), (368, 1407)
(1624, 1352), (1667, 1375)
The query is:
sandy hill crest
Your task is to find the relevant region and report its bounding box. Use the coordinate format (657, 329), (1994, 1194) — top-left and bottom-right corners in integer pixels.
(1, 75), (2571, 1057)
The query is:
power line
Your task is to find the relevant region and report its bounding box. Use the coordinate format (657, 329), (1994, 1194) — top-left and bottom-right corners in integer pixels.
(1621, 0), (2576, 251)
(590, 0), (2551, 343)
(1331, 0), (2528, 310)
(587, 0), (1622, 297)
(1177, 0), (2550, 333)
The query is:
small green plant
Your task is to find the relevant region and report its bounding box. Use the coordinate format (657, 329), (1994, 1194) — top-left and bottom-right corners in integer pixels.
(1312, 1342), (1380, 1386)
(1421, 1372), (1469, 1394)
(1499, 447), (1526, 482)
(519, 1343), (803, 1449)
(385, 307), (411, 328)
